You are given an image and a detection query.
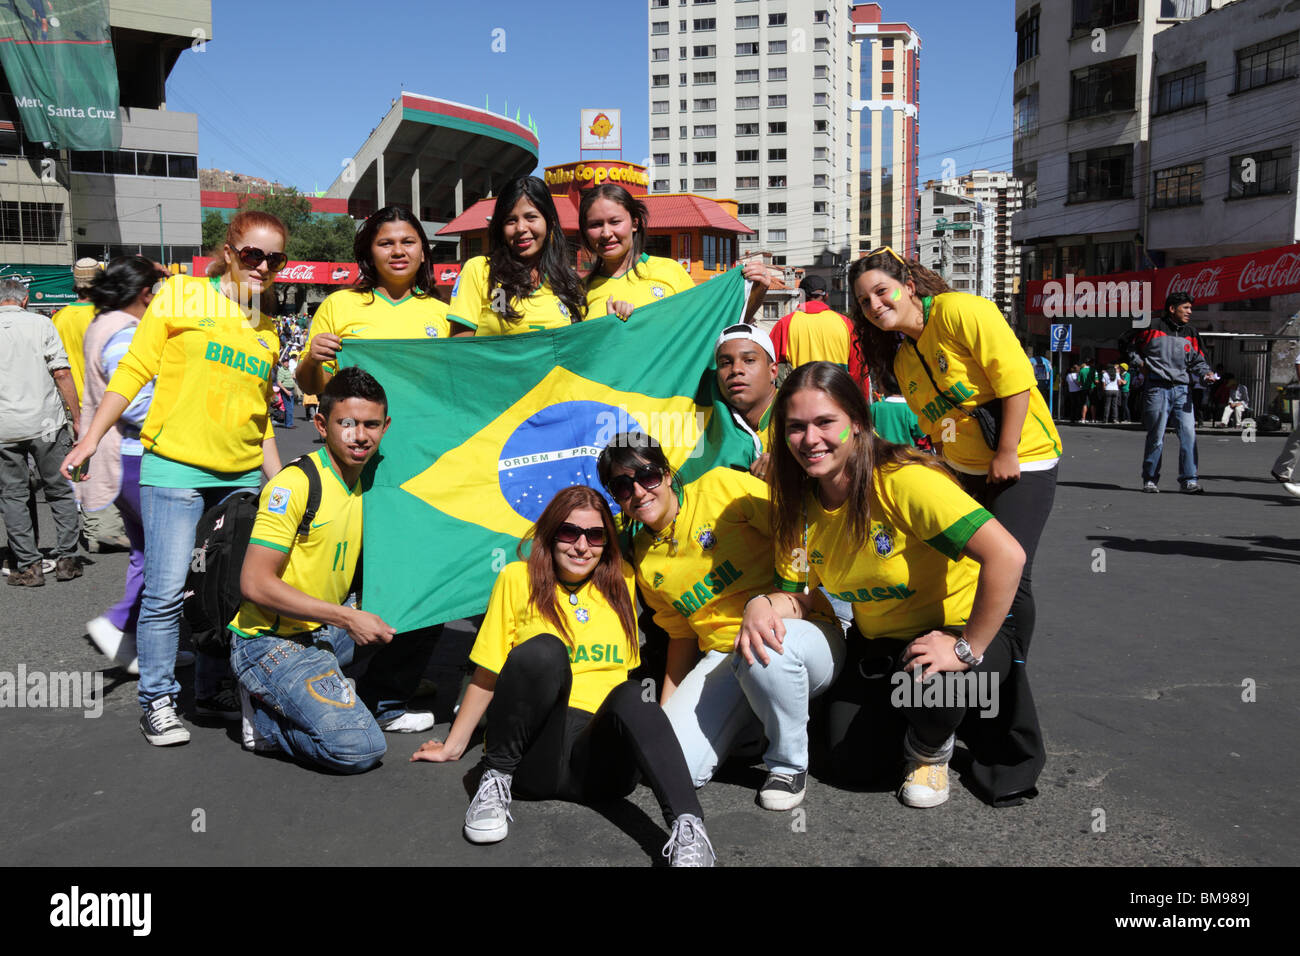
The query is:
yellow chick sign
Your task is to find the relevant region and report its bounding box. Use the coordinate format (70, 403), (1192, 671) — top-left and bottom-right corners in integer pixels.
(580, 108), (621, 150)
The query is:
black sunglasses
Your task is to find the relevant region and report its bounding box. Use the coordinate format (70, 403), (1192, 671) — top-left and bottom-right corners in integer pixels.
(555, 523), (606, 546)
(605, 466), (664, 502)
(230, 243), (288, 272)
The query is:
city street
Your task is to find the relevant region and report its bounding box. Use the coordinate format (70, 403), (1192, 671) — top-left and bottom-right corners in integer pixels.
(2, 421), (1296, 868)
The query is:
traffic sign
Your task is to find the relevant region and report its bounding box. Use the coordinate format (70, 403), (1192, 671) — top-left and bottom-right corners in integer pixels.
(1050, 324), (1072, 352)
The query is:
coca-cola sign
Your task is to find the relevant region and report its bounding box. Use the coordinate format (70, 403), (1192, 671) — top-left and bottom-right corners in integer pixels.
(1027, 243), (1300, 316)
(190, 258), (460, 286)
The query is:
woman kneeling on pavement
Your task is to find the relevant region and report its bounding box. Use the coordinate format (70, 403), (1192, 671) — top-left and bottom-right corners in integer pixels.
(411, 485), (715, 866)
(597, 431), (844, 811)
(742, 362), (1045, 807)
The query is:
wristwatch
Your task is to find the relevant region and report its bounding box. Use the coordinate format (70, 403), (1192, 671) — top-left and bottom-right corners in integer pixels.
(953, 637), (983, 667)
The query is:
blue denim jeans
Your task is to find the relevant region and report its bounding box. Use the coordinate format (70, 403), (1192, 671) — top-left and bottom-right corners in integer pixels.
(1141, 383), (1198, 485)
(282, 390), (294, 428)
(230, 625), (386, 774)
(137, 483), (247, 711)
(662, 618), (845, 785)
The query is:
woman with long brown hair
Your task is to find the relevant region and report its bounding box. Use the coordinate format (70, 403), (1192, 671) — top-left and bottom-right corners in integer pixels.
(742, 362), (1044, 807)
(62, 210), (287, 747)
(411, 485), (715, 865)
(848, 248), (1060, 661)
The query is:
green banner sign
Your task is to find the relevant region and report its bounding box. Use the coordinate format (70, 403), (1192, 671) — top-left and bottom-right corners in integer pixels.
(0, 263), (76, 306)
(0, 0), (121, 150)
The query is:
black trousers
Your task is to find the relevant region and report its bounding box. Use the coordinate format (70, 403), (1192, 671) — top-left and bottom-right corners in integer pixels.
(958, 464), (1057, 658)
(824, 624), (1044, 806)
(483, 634), (702, 826)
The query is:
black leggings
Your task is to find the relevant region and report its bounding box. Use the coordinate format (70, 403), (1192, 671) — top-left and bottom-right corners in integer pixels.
(482, 634), (702, 827)
(958, 464), (1057, 658)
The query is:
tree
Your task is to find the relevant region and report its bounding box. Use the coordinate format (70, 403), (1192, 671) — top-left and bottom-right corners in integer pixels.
(201, 210), (227, 259)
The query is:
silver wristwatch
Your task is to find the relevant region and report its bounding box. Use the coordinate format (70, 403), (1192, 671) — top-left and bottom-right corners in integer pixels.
(953, 637), (983, 667)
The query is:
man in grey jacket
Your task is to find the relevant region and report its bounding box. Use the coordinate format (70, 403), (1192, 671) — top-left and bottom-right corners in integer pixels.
(1270, 353), (1300, 499)
(1125, 292), (1217, 494)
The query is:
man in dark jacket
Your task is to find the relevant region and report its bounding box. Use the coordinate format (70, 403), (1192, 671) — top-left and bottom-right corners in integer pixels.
(1125, 292), (1217, 493)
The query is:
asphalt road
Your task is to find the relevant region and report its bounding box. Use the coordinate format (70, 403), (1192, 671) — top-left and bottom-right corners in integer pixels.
(2, 421), (1297, 867)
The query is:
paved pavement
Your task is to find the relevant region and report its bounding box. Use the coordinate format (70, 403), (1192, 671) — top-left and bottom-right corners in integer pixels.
(2, 421), (1297, 867)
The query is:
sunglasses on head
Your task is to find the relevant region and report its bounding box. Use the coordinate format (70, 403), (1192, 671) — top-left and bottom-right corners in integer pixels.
(230, 243), (288, 272)
(605, 465), (664, 502)
(555, 523), (606, 546)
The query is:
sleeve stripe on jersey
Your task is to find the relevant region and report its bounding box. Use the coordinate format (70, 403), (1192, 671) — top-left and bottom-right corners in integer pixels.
(447, 313), (478, 329)
(249, 537), (290, 554)
(468, 655), (499, 676)
(1030, 411), (1062, 456)
(775, 575), (804, 593)
(923, 508), (994, 561)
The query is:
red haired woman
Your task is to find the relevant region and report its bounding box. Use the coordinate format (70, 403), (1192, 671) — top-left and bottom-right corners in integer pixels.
(63, 210), (288, 747)
(411, 485), (715, 866)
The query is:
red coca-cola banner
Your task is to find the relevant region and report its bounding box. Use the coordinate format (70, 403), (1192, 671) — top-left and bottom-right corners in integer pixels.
(1025, 243), (1300, 316)
(190, 258), (461, 286)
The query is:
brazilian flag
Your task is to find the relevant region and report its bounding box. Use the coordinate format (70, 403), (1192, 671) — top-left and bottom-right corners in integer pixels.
(339, 266), (757, 632)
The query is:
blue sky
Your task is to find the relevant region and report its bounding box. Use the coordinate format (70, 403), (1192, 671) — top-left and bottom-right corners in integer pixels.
(168, 0), (1017, 191)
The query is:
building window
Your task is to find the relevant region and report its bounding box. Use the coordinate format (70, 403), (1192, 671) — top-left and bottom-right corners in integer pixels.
(652, 48), (669, 61)
(767, 202), (787, 214)
(678, 234), (691, 262)
(737, 149), (759, 162)
(1014, 86), (1039, 137)
(737, 202), (759, 216)
(768, 67), (787, 81)
(703, 234), (718, 269)
(652, 127), (669, 140)
(652, 74), (669, 87)
(1068, 144), (1134, 201)
(768, 229), (787, 242)
(694, 151), (717, 164)
(1153, 163), (1204, 207)
(814, 173), (829, 186)
(769, 40), (787, 54)
(769, 94), (787, 108)
(693, 98), (716, 111)
(0, 200), (63, 243)
(652, 21), (669, 35)
(679, 19), (687, 32)
(71, 150), (198, 179)
(653, 179), (670, 191)
(769, 13), (787, 26)
(693, 124), (717, 137)
(737, 42), (759, 56)
(768, 148), (787, 161)
(815, 10), (830, 23)
(736, 122), (759, 135)
(693, 71), (716, 84)
(680, 99), (687, 111)
(813, 147), (829, 160)
(680, 73), (687, 86)
(814, 37), (829, 52)
(815, 119), (828, 132)
(1016, 6), (1040, 64)
(652, 153), (669, 166)
(679, 47), (687, 58)
(693, 45), (716, 58)
(680, 178), (688, 191)
(652, 100), (670, 114)
(1070, 56), (1137, 119)
(652, 0), (667, 6)
(768, 121), (787, 134)
(1228, 147), (1292, 198)
(1156, 64), (1205, 113)
(737, 96), (759, 109)
(736, 176), (760, 189)
(693, 178), (717, 191)
(813, 92), (829, 106)
(736, 15), (758, 29)
(771, 256), (787, 266)
(1235, 33), (1299, 93)
(693, 18), (716, 30)
(1094, 240), (1135, 274)
(1072, 0), (1139, 31)
(768, 175), (787, 188)
(813, 228), (828, 240)
(680, 152), (688, 163)
(813, 201), (828, 214)
(1159, 0), (1209, 17)
(736, 68), (758, 83)
(814, 65), (829, 79)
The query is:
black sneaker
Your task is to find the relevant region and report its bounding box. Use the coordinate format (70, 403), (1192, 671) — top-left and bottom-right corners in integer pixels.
(194, 685), (241, 721)
(757, 770), (807, 811)
(140, 697), (191, 746)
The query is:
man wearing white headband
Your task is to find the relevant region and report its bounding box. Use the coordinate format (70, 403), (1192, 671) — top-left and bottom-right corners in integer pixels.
(714, 323), (778, 479)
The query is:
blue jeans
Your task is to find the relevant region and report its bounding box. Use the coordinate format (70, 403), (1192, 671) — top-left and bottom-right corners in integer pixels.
(281, 390), (294, 428)
(230, 625), (386, 774)
(662, 618), (845, 785)
(137, 484), (246, 710)
(1141, 383), (1198, 485)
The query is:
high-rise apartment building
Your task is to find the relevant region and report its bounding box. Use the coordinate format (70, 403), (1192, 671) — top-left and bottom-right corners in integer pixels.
(919, 186), (994, 300)
(925, 168), (1023, 313)
(647, 0), (858, 310)
(850, 3), (920, 259)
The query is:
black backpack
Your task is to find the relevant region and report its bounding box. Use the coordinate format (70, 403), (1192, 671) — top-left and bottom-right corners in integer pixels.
(184, 455), (322, 657)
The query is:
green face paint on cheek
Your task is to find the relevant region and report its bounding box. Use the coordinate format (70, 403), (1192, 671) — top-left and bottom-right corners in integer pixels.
(890, 287), (903, 302)
(839, 426), (851, 443)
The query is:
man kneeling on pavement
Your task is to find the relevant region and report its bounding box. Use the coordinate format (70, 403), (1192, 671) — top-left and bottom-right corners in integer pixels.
(227, 367), (396, 773)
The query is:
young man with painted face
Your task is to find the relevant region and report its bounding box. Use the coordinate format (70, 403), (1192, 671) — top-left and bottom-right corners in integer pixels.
(228, 367), (395, 773)
(714, 323), (779, 480)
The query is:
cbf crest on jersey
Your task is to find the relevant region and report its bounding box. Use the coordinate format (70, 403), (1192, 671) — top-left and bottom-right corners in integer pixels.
(575, 607), (590, 624)
(871, 523), (895, 558)
(425, 326), (440, 337)
(651, 286), (665, 298)
(695, 523), (717, 551)
(935, 349), (948, 374)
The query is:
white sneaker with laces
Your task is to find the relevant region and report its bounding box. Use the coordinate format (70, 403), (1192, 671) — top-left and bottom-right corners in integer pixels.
(464, 769), (513, 844)
(379, 710), (435, 733)
(140, 697), (190, 746)
(238, 683), (279, 753)
(662, 814), (716, 867)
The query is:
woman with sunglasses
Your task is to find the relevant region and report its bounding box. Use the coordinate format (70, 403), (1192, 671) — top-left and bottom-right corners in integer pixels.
(743, 362), (1044, 807)
(848, 248), (1060, 660)
(596, 432), (843, 812)
(447, 176), (587, 336)
(411, 485), (715, 866)
(62, 210), (288, 747)
(296, 205), (449, 396)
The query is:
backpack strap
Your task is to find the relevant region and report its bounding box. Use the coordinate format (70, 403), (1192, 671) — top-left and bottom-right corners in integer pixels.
(285, 454), (323, 538)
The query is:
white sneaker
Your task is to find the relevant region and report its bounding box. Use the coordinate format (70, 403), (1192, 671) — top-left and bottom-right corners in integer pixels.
(465, 769), (513, 844)
(239, 683), (279, 753)
(379, 710), (435, 733)
(87, 616), (136, 672)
